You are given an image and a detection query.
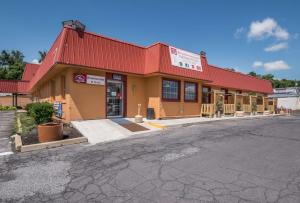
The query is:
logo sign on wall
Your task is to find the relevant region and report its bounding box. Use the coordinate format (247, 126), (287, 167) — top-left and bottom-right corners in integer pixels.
(73, 74), (86, 83)
(169, 46), (203, 72)
(73, 73), (105, 85)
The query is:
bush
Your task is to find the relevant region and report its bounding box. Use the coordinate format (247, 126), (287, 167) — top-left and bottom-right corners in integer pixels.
(27, 102), (54, 125)
(236, 102), (242, 111)
(0, 105), (17, 111)
(25, 103), (35, 115)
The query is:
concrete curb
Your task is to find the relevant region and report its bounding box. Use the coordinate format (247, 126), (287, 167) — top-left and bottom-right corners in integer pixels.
(12, 134), (87, 153)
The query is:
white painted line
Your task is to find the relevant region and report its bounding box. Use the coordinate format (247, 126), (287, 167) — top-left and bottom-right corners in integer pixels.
(0, 138), (8, 141)
(0, 151), (13, 156)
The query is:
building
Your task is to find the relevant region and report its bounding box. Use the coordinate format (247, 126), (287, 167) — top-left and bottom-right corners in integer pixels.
(0, 23), (274, 120)
(0, 64), (39, 107)
(269, 87), (300, 110)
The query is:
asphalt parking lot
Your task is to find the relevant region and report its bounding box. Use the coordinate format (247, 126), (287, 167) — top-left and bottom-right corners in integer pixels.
(0, 115), (300, 203)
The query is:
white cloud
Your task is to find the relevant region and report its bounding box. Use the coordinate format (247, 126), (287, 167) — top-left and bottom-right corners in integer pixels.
(264, 42), (288, 52)
(234, 27), (245, 38)
(252, 60), (290, 71)
(247, 18), (289, 40)
(31, 59), (39, 64)
(252, 61), (263, 68)
(263, 60), (290, 71)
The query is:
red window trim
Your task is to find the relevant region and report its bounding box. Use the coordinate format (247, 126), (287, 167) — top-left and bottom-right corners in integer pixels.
(184, 81), (198, 102)
(161, 78), (181, 102)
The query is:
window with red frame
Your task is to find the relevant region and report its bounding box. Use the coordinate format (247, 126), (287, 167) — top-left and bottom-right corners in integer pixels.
(184, 82), (197, 102)
(162, 79), (180, 101)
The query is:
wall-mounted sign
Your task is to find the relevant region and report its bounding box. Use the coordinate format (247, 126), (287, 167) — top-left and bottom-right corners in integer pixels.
(53, 101), (62, 118)
(73, 74), (86, 83)
(169, 46), (203, 72)
(112, 74), (122, 81)
(73, 73), (105, 85)
(87, 75), (105, 85)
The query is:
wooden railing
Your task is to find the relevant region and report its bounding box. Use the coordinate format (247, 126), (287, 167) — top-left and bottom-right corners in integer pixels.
(224, 104), (235, 114)
(257, 105), (264, 112)
(268, 105), (275, 113)
(201, 104), (214, 117)
(242, 104), (251, 112)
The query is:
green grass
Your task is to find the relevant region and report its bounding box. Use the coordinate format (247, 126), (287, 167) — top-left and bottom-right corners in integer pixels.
(17, 113), (36, 135)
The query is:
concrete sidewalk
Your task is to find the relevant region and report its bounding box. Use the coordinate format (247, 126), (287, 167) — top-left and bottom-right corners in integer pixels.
(73, 114), (282, 145)
(71, 119), (159, 144)
(0, 111), (15, 156)
(127, 113), (282, 128)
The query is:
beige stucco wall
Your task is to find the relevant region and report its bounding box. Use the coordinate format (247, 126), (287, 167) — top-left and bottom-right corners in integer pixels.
(0, 95), (33, 107)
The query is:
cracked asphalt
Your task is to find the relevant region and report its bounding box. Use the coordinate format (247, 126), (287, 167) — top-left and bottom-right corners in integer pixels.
(0, 116), (300, 203)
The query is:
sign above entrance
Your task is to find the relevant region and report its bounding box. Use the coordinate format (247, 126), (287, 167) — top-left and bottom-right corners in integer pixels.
(169, 46), (203, 72)
(73, 73), (105, 85)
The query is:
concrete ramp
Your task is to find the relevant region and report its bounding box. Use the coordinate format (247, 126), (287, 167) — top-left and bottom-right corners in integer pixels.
(71, 119), (133, 144)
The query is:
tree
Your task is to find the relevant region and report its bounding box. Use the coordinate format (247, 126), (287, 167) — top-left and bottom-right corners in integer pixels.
(38, 51), (47, 63)
(247, 71), (299, 88)
(0, 50), (25, 80)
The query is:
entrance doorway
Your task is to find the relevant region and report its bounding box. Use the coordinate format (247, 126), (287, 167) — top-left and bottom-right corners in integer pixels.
(106, 80), (124, 117)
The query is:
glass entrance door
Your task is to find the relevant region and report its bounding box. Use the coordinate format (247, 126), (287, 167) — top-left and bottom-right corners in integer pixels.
(106, 80), (123, 117)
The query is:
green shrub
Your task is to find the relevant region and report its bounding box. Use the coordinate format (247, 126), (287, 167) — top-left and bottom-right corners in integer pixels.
(27, 102), (54, 125)
(236, 102), (242, 111)
(0, 105), (17, 111)
(251, 102), (257, 112)
(25, 103), (35, 115)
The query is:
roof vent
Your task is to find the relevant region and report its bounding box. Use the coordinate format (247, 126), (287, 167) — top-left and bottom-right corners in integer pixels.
(62, 20), (85, 31)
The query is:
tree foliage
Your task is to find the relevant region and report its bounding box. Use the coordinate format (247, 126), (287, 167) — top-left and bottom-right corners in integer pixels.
(248, 71), (300, 88)
(0, 50), (25, 80)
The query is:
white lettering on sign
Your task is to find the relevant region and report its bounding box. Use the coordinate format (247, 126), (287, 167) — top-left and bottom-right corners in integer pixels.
(169, 46), (202, 72)
(86, 75), (105, 85)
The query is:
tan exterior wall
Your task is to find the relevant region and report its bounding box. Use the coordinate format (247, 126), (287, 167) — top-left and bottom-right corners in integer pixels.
(0, 95), (33, 107)
(32, 65), (268, 121)
(127, 75), (147, 117)
(68, 68), (106, 120)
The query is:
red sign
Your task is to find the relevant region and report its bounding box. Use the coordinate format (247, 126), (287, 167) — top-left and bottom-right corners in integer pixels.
(73, 73), (87, 83)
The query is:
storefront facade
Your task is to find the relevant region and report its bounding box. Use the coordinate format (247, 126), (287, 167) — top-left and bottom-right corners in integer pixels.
(25, 26), (273, 121)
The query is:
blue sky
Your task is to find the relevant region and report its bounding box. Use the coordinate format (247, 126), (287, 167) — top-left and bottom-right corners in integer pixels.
(1, 0), (299, 79)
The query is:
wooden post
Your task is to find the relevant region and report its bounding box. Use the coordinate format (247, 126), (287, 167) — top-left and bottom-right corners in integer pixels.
(249, 95), (252, 114)
(234, 93), (237, 112)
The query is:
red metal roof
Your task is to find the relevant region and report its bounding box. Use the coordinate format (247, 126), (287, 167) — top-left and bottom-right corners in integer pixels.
(0, 80), (29, 94)
(27, 26), (273, 94)
(208, 65), (273, 94)
(22, 63), (40, 81)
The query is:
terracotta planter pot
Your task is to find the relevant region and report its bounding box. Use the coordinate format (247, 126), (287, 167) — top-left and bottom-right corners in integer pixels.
(38, 122), (63, 143)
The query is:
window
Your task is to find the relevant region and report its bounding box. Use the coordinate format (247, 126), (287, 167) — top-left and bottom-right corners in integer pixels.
(202, 86), (211, 104)
(162, 79), (180, 101)
(184, 82), (197, 102)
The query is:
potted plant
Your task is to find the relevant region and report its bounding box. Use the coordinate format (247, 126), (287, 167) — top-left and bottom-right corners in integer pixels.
(251, 102), (257, 115)
(235, 102), (244, 117)
(215, 98), (223, 118)
(27, 102), (62, 143)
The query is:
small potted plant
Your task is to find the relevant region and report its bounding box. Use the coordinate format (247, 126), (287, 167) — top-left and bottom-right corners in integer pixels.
(235, 102), (244, 117)
(215, 98), (223, 118)
(251, 102), (257, 115)
(27, 102), (63, 143)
